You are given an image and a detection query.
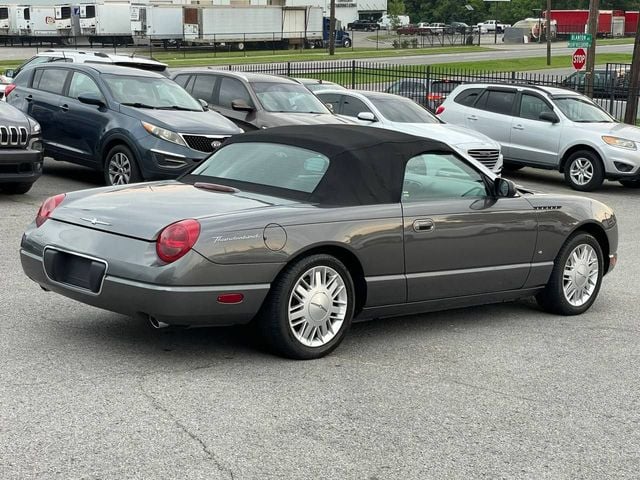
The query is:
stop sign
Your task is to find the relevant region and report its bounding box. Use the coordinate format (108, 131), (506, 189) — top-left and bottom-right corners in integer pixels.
(572, 48), (587, 70)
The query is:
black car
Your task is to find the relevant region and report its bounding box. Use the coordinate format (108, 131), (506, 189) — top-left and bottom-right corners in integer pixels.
(347, 19), (380, 31)
(386, 78), (462, 111)
(561, 69), (629, 99)
(172, 70), (353, 131)
(7, 63), (242, 185)
(0, 98), (43, 194)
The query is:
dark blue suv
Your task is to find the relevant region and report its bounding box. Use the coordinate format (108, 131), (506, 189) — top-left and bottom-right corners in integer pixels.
(6, 63), (242, 185)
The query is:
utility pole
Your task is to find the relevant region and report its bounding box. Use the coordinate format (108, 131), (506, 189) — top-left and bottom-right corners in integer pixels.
(546, 0), (551, 65)
(329, 0), (336, 55)
(624, 16), (640, 124)
(584, 0), (599, 98)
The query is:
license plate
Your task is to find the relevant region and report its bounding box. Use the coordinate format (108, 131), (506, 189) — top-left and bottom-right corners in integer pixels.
(43, 248), (106, 294)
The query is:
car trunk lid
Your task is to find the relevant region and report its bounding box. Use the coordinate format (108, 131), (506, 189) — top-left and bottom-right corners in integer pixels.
(50, 181), (290, 240)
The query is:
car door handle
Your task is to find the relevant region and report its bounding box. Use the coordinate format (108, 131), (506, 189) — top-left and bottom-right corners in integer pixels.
(25, 95), (32, 102)
(413, 219), (435, 232)
(60, 104), (69, 112)
(513, 124), (524, 130)
(467, 115), (478, 121)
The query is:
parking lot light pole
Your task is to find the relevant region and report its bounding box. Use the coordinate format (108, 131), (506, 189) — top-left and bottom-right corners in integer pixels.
(329, 0), (336, 55)
(585, 0), (600, 98)
(624, 17), (640, 124)
(546, 0), (551, 65)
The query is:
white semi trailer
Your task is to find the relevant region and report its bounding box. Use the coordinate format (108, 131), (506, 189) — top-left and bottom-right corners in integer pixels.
(15, 5), (59, 38)
(132, 4), (323, 49)
(79, 1), (133, 44)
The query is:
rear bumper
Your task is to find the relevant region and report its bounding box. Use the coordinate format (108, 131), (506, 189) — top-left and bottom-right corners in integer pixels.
(0, 148), (43, 184)
(21, 249), (270, 326)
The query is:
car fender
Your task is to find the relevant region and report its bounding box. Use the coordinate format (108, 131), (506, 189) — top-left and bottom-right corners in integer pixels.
(558, 138), (606, 171)
(99, 129), (143, 172)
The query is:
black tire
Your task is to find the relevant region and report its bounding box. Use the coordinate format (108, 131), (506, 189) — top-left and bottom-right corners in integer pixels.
(563, 150), (604, 191)
(536, 233), (604, 316)
(103, 144), (142, 186)
(502, 162), (524, 171)
(1, 182), (33, 194)
(619, 178), (640, 188)
(257, 254), (356, 360)
(342, 38), (351, 48)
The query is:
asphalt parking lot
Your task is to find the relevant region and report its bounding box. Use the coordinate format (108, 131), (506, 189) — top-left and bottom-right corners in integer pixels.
(1, 159), (639, 479)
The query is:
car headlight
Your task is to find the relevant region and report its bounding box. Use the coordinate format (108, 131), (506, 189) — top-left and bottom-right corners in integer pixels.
(142, 121), (187, 147)
(28, 117), (41, 135)
(602, 135), (636, 150)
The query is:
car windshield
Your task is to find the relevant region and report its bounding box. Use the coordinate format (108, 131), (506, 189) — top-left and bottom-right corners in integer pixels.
(369, 96), (440, 123)
(190, 142), (330, 193)
(102, 74), (202, 111)
(554, 96), (615, 123)
(251, 82), (330, 114)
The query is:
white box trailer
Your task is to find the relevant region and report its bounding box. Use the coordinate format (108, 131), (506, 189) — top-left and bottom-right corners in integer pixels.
(79, 2), (132, 42)
(54, 4), (80, 37)
(0, 5), (12, 36)
(132, 4), (323, 49)
(17, 6), (59, 37)
(193, 5), (323, 48)
(131, 3), (184, 45)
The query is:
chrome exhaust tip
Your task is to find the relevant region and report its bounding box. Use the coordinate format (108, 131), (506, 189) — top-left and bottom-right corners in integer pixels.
(148, 316), (169, 329)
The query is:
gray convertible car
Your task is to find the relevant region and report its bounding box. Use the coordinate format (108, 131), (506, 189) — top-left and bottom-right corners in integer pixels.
(20, 125), (618, 359)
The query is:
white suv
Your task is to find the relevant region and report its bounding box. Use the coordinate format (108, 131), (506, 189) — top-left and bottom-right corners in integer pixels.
(2, 50), (168, 84)
(315, 89), (503, 174)
(437, 83), (640, 191)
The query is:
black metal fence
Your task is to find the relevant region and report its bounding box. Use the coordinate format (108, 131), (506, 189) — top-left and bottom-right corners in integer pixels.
(220, 60), (638, 122)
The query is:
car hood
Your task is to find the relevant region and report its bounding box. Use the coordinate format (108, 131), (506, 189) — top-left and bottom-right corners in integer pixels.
(380, 122), (501, 149)
(51, 181), (295, 240)
(262, 112), (355, 127)
(571, 121), (640, 140)
(0, 101), (29, 126)
(120, 107), (243, 135)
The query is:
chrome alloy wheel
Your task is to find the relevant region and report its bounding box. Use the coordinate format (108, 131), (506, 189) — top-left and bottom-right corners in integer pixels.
(569, 158), (594, 186)
(563, 244), (599, 307)
(108, 152), (132, 185)
(288, 266), (348, 348)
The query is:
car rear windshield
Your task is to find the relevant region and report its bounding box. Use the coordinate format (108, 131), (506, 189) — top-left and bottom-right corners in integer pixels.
(102, 74), (201, 111)
(369, 96), (440, 123)
(190, 142), (330, 193)
(251, 82), (330, 114)
(554, 96), (615, 123)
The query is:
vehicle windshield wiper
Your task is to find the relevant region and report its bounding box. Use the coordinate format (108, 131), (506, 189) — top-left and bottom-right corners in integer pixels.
(158, 105), (199, 111)
(194, 182), (240, 193)
(121, 102), (157, 109)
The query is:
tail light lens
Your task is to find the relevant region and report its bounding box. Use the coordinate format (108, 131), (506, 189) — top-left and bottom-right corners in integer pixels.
(4, 84), (16, 98)
(427, 93), (444, 101)
(35, 193), (66, 227)
(156, 219), (201, 264)
(435, 105), (445, 115)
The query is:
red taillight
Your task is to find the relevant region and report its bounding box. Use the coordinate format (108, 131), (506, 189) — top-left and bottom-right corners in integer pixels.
(35, 193), (66, 227)
(4, 84), (16, 97)
(156, 219), (201, 264)
(435, 105), (445, 115)
(427, 93), (444, 101)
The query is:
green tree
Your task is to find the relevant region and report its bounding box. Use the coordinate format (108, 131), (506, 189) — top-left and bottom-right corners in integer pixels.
(388, 0), (406, 30)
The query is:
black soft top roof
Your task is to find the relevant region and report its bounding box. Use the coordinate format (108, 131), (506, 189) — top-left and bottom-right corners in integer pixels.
(224, 125), (454, 205)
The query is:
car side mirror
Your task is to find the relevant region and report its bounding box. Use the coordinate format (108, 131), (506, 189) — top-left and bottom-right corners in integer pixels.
(78, 94), (105, 107)
(198, 99), (209, 111)
(539, 111), (559, 123)
(495, 177), (517, 198)
(357, 111), (377, 122)
(231, 99), (254, 112)
(324, 102), (334, 113)
(4, 69), (15, 78)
